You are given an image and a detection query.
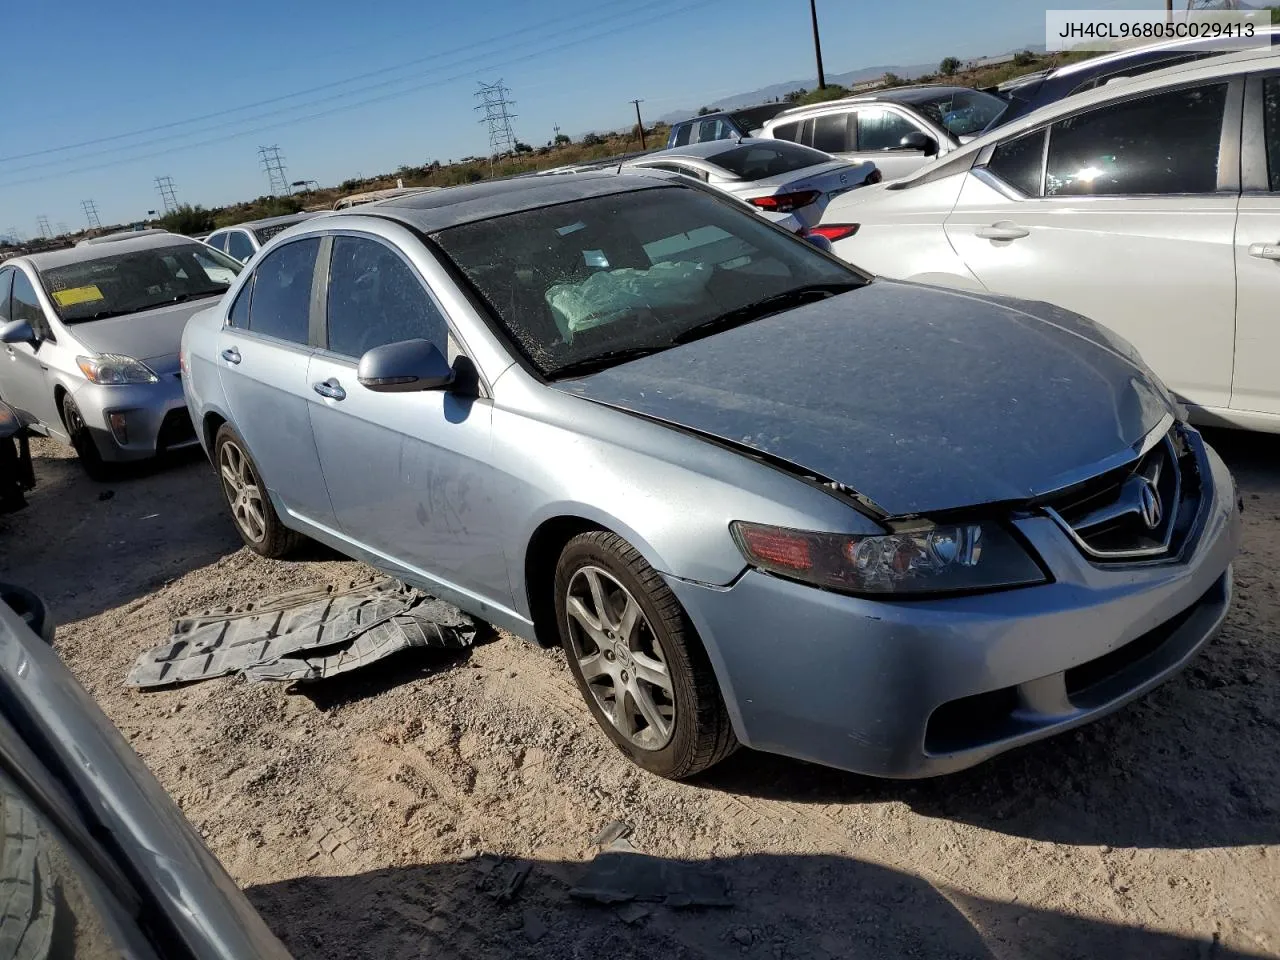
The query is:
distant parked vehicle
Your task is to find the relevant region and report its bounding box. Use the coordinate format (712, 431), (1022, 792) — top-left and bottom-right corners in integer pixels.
(0, 233), (243, 478)
(761, 85), (1008, 180)
(986, 27), (1280, 129)
(624, 138), (878, 229)
(332, 186), (443, 210)
(78, 227), (170, 246)
(204, 212), (322, 263)
(666, 103), (790, 148)
(820, 46), (1280, 432)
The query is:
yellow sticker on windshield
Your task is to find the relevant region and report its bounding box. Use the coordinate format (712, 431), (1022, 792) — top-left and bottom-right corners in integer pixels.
(52, 284), (105, 307)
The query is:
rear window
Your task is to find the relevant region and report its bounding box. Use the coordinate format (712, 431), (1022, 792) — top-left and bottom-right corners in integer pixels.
(709, 142), (833, 180)
(730, 103), (788, 134)
(911, 89), (1009, 137)
(770, 120), (801, 142)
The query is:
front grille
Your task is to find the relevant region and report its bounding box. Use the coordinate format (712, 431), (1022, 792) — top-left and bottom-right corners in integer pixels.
(157, 409), (196, 449)
(1043, 426), (1201, 563)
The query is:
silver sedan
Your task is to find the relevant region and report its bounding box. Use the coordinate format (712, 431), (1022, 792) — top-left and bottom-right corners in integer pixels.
(181, 172), (1239, 780)
(0, 234), (242, 478)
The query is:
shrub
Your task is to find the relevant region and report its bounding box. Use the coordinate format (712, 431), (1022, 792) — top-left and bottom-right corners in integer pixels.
(939, 56), (961, 76)
(159, 204), (215, 235)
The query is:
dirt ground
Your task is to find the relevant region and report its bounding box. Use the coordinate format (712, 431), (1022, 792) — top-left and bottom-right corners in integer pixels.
(1, 433), (1277, 960)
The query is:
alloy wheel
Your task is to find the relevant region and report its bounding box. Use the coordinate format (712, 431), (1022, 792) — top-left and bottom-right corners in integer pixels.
(218, 440), (267, 544)
(564, 565), (676, 750)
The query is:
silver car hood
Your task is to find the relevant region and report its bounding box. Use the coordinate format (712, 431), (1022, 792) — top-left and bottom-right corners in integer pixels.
(68, 299), (219, 366)
(556, 280), (1175, 516)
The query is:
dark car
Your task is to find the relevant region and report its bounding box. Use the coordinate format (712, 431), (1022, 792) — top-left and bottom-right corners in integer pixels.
(0, 585), (291, 958)
(986, 28), (1280, 129)
(666, 103), (790, 148)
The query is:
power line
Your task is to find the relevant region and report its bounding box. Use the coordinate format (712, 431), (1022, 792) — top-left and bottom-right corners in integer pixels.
(36, 216), (51, 239)
(155, 176), (179, 213)
(259, 146), (290, 196)
(0, 0), (726, 190)
(0, 0), (685, 168)
(81, 200), (102, 230)
(475, 80), (519, 158)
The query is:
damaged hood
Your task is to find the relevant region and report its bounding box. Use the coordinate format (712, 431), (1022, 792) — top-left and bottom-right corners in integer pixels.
(68, 298), (220, 366)
(556, 280), (1175, 516)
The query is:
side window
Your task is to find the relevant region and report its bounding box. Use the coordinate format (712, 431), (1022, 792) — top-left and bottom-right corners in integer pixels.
(325, 236), (448, 359)
(11, 271), (47, 332)
(246, 237), (319, 344)
(812, 112), (852, 153)
(857, 109), (922, 151)
(0, 269), (12, 323)
(205, 232), (227, 252)
(672, 123), (692, 147)
(986, 129), (1047, 196)
(1264, 77), (1280, 192)
(227, 280), (252, 329)
(1045, 83), (1228, 196)
(770, 120), (801, 142)
(695, 118), (721, 143)
(227, 231), (255, 262)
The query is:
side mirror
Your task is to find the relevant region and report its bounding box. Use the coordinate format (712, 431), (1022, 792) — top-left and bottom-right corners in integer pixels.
(0, 320), (35, 345)
(899, 131), (939, 156)
(357, 338), (455, 393)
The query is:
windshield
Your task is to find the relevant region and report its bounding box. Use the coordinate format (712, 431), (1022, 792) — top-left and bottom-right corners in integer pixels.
(911, 88), (1009, 137)
(709, 141), (835, 180)
(39, 243), (243, 323)
(432, 186), (863, 379)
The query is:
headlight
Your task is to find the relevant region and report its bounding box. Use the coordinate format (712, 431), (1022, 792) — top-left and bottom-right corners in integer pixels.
(76, 354), (159, 385)
(730, 521), (1046, 596)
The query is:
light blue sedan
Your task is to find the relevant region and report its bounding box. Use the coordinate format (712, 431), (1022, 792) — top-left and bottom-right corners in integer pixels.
(181, 171), (1240, 780)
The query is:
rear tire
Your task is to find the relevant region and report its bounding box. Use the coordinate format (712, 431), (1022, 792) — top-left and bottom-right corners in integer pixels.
(213, 423), (301, 558)
(60, 394), (111, 482)
(554, 530), (737, 779)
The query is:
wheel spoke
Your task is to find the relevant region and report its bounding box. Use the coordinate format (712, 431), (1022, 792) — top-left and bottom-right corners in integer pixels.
(612, 688), (634, 738)
(632, 651), (671, 694)
(566, 595), (603, 636)
(245, 500), (266, 536)
(631, 684), (671, 740)
(578, 652), (609, 682)
(617, 595), (641, 646)
(582, 568), (609, 628)
(220, 464), (239, 490)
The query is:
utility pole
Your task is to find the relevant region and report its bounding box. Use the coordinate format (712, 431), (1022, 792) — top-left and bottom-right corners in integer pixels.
(629, 99), (647, 150)
(155, 176), (179, 214)
(809, 0), (826, 89)
(36, 216), (52, 239)
(1166, 0), (1173, 22)
(81, 200), (102, 230)
(474, 80), (519, 161)
(258, 146), (290, 197)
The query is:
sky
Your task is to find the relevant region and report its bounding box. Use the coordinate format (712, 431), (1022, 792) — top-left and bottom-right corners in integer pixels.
(1, 0), (1148, 235)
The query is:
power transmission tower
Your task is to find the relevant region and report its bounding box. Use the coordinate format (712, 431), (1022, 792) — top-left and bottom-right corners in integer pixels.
(474, 80), (519, 158)
(630, 99), (646, 150)
(258, 146), (290, 196)
(56, 223), (69, 237)
(36, 216), (52, 239)
(81, 200), (102, 230)
(5, 227), (20, 244)
(155, 176), (179, 213)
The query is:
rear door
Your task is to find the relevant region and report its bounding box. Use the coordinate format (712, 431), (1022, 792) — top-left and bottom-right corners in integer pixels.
(216, 236), (336, 527)
(3, 268), (63, 432)
(1232, 71), (1280, 416)
(849, 106), (939, 179)
(944, 79), (1240, 411)
(306, 232), (509, 607)
(226, 230), (256, 263)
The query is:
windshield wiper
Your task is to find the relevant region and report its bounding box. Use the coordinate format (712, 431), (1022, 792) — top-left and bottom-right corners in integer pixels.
(672, 282), (860, 345)
(168, 290), (225, 303)
(548, 345), (670, 380)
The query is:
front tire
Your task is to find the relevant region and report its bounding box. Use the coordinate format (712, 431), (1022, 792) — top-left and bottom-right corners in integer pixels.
(60, 394), (111, 482)
(213, 424), (301, 558)
(554, 531), (737, 779)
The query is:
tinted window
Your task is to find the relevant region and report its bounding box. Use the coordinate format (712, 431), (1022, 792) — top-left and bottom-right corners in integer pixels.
(326, 237), (448, 358)
(227, 231), (255, 262)
(857, 108), (922, 151)
(12, 271), (45, 328)
(672, 123), (692, 147)
(910, 89), (1008, 137)
(730, 104), (787, 134)
(1045, 83), (1227, 196)
(770, 120), (801, 142)
(987, 129), (1046, 196)
(1265, 77), (1280, 192)
(0, 269), (11, 323)
(812, 112), (852, 153)
(709, 141), (831, 180)
(206, 232), (228, 252)
(246, 237), (319, 344)
(695, 118), (728, 143)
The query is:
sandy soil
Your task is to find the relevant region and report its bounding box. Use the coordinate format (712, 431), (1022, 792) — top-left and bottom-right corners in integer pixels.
(1, 433), (1277, 960)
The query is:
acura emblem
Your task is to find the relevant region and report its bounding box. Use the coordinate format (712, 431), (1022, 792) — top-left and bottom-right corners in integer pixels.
(1137, 478), (1162, 530)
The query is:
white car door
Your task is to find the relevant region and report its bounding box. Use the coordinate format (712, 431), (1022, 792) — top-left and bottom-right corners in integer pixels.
(1231, 72), (1280, 418)
(943, 79), (1241, 412)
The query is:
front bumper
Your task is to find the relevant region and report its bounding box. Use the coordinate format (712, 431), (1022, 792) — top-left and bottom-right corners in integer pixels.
(72, 374), (198, 462)
(667, 434), (1241, 778)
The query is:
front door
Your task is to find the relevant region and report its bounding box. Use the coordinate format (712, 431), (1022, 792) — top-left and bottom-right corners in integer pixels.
(216, 236), (336, 528)
(1, 269), (64, 434)
(306, 233), (510, 608)
(945, 81), (1239, 411)
(1232, 73), (1280, 416)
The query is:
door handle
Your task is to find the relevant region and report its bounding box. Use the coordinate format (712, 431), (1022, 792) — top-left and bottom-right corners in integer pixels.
(975, 222), (1030, 241)
(1247, 242), (1280, 261)
(221, 347), (241, 364)
(312, 378), (346, 401)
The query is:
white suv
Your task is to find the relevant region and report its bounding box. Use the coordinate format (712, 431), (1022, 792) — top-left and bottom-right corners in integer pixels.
(820, 48), (1280, 433)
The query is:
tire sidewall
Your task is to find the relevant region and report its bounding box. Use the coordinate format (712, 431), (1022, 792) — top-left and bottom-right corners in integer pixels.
(554, 536), (702, 778)
(61, 395), (109, 481)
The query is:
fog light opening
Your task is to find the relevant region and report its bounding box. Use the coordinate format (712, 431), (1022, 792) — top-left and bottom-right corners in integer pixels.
(108, 412), (129, 445)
